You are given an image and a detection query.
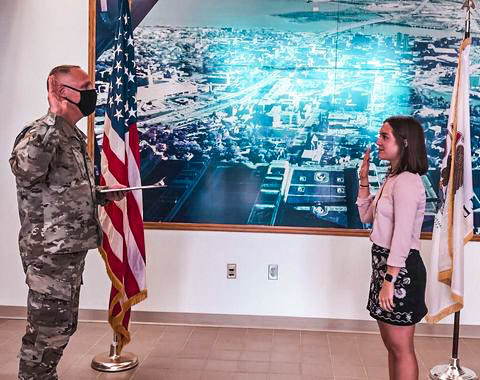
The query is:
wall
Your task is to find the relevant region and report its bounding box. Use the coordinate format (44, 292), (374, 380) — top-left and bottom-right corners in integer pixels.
(1, 0), (479, 326)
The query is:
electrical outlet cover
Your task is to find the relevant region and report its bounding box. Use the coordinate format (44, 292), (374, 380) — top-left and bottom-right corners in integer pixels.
(227, 263), (237, 279)
(268, 264), (278, 280)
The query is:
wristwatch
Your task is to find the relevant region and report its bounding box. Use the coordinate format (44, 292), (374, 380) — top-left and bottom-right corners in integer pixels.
(384, 273), (396, 283)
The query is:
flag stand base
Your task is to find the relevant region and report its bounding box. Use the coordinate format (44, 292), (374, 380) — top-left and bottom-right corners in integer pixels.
(429, 358), (478, 380)
(91, 336), (139, 372)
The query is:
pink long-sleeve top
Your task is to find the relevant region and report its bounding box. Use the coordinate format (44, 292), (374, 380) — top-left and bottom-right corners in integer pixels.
(356, 171), (426, 268)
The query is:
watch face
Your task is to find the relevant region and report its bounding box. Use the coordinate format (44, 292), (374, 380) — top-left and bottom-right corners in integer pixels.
(385, 274), (393, 282)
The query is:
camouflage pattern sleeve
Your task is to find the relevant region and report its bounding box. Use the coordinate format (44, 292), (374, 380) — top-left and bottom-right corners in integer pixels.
(10, 117), (61, 188)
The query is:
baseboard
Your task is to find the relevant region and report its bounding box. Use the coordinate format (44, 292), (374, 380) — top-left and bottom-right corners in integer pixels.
(1, 305), (479, 338)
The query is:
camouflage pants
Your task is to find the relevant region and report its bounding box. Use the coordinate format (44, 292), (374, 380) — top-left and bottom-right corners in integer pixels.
(18, 250), (87, 380)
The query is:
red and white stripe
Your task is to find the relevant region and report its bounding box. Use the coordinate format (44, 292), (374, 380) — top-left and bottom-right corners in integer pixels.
(99, 114), (146, 320)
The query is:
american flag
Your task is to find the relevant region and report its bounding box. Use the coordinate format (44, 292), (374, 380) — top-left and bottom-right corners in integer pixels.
(98, 0), (147, 352)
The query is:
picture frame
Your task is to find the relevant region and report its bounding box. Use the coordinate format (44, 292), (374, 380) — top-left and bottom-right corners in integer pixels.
(88, 0), (480, 239)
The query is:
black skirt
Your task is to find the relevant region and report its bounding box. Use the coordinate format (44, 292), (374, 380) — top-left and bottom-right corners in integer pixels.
(367, 243), (428, 326)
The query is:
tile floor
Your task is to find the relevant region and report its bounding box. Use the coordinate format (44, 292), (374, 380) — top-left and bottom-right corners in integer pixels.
(0, 318), (479, 379)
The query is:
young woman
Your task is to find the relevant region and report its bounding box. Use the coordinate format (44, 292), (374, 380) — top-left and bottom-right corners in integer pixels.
(356, 116), (428, 380)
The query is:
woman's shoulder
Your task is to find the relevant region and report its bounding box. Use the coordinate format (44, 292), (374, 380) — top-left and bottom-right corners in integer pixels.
(395, 171), (422, 181)
(392, 171), (425, 191)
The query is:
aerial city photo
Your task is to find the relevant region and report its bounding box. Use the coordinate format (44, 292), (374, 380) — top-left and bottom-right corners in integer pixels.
(95, 0), (480, 231)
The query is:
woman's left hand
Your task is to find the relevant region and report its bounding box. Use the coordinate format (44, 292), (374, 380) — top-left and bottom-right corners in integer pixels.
(379, 281), (395, 312)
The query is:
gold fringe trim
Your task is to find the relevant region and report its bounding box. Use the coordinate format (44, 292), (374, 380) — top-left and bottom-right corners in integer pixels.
(460, 37), (472, 53)
(438, 269), (452, 285)
(464, 229), (474, 244)
(426, 301), (463, 324)
(109, 289), (147, 352)
(98, 246), (148, 353)
(452, 293), (464, 305)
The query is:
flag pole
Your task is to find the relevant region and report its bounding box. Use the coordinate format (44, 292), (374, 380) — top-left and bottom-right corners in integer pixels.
(452, 311), (461, 360)
(429, 1), (477, 379)
(91, 332), (139, 372)
(429, 311), (477, 379)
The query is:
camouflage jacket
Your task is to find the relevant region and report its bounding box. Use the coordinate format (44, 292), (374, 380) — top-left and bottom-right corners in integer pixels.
(10, 111), (104, 254)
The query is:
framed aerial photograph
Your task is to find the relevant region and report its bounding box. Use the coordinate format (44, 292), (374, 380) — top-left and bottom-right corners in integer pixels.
(89, 0), (480, 236)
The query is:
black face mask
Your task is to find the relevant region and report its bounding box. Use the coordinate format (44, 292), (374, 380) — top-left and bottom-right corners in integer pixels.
(62, 84), (97, 116)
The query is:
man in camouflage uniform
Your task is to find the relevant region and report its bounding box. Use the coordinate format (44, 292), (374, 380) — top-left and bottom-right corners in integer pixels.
(9, 65), (126, 380)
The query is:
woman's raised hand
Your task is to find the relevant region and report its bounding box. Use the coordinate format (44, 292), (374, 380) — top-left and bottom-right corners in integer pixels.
(359, 147), (371, 185)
